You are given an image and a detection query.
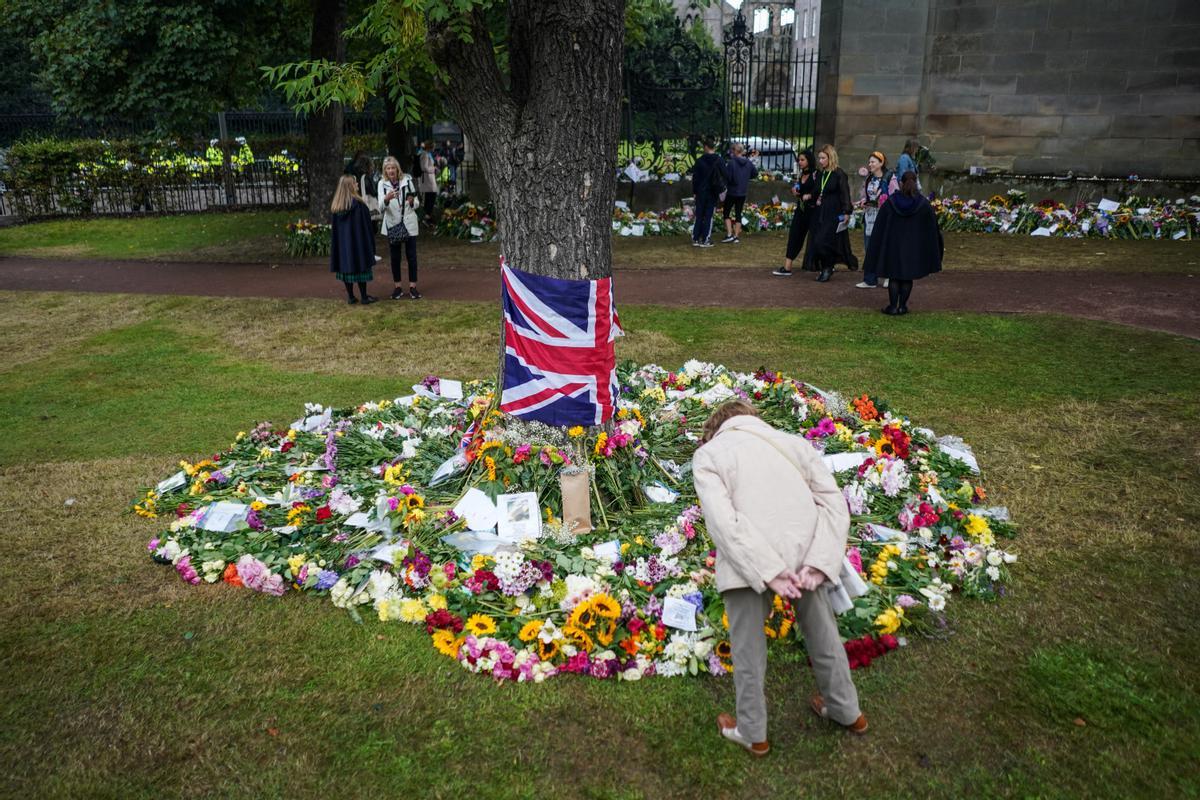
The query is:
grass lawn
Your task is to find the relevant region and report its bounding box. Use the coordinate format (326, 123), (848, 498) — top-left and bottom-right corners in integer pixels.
(1, 210), (1197, 273)
(1, 291), (1198, 798)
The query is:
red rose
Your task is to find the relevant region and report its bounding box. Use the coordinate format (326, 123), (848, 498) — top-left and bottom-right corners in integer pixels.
(281, 441), (295, 453)
(316, 505), (332, 522)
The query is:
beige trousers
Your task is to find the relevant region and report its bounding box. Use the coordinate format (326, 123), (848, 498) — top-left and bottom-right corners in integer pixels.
(723, 585), (861, 741)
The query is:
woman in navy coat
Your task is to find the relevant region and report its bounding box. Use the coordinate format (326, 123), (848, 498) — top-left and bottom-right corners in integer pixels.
(329, 175), (378, 305)
(862, 171), (943, 315)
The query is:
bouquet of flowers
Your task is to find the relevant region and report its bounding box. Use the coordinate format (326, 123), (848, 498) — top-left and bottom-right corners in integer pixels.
(134, 362), (1018, 682)
(283, 219), (332, 257)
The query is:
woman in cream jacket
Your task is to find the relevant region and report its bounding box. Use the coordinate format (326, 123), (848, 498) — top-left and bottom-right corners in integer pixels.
(692, 400), (866, 756)
(377, 156), (422, 300)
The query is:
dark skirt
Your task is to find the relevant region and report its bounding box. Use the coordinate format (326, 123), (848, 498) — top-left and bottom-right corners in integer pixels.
(335, 270), (374, 283)
(806, 209), (859, 272)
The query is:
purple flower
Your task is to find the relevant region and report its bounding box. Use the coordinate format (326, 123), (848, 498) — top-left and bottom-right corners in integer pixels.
(147, 537), (160, 553)
(345, 554), (361, 569)
(896, 594), (918, 608)
(315, 569), (339, 590)
(209, 470), (228, 484)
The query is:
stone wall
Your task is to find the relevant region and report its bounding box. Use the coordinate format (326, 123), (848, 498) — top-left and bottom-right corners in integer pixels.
(817, 0), (1200, 179)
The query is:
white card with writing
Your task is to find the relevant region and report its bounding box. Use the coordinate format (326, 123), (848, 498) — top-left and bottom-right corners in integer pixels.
(631, 224), (645, 237)
(614, 200), (629, 210)
(156, 471), (187, 494)
(592, 540), (621, 564)
(1097, 198), (1119, 212)
(662, 596), (698, 631)
(200, 501), (248, 533)
(453, 487), (498, 532)
(439, 379), (464, 400)
(470, 226), (484, 237)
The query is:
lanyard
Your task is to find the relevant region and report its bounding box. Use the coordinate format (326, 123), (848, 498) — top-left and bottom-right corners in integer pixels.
(819, 170), (832, 195)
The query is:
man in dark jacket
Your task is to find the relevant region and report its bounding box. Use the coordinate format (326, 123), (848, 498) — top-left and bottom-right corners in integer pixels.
(691, 138), (725, 247)
(721, 142), (759, 243)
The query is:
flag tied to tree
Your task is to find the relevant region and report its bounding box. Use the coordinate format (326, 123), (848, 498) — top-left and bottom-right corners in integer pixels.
(499, 259), (623, 427)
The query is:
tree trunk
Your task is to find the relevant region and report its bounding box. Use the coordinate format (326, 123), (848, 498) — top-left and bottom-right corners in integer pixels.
(428, 0), (625, 280)
(383, 94), (412, 165)
(306, 0), (347, 223)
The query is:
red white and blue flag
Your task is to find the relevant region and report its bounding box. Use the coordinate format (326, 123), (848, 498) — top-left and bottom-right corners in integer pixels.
(499, 258), (623, 427)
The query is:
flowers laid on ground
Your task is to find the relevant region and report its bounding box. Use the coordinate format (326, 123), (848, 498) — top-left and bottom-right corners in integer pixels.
(283, 219), (332, 257)
(926, 194), (1199, 239)
(436, 202), (497, 241)
(135, 362), (1019, 682)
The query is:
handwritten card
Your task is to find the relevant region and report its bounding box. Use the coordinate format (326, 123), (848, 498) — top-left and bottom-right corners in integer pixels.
(199, 501), (248, 533)
(1097, 198), (1120, 213)
(662, 596), (698, 631)
(439, 379), (464, 400)
(630, 224), (645, 237)
(453, 487), (498, 532)
(642, 483), (679, 504)
(469, 226), (484, 237)
(591, 540), (621, 564)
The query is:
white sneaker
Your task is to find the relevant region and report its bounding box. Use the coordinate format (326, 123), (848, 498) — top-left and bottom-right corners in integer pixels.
(698, 241), (714, 248)
(692, 241), (701, 247)
(717, 713), (770, 757)
(771, 268), (793, 277)
(721, 235), (736, 243)
(855, 281), (878, 289)
(881, 278), (890, 287)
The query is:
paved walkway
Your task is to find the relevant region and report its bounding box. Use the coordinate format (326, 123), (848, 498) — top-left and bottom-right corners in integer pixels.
(1, 257), (1196, 338)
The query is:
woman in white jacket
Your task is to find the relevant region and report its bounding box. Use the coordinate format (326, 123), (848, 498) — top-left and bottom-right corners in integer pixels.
(693, 399), (866, 757)
(377, 156), (422, 300)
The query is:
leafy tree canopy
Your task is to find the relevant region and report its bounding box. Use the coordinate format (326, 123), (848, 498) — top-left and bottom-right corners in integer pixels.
(3, 0), (308, 132)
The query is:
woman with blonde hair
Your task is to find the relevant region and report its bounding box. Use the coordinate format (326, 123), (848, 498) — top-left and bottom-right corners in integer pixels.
(329, 175), (377, 305)
(808, 144), (859, 282)
(377, 155), (422, 299)
(694, 399), (866, 756)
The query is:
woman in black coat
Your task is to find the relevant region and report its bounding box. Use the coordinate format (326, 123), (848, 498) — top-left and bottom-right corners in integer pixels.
(329, 175), (378, 305)
(862, 171), (943, 315)
(807, 144), (859, 282)
(772, 148), (816, 277)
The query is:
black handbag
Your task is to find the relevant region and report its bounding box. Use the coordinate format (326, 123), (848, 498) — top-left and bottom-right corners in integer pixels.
(386, 182), (411, 243)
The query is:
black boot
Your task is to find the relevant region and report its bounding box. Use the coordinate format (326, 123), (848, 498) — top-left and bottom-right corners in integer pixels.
(344, 281), (358, 304)
(897, 280), (913, 314)
(358, 282), (377, 305)
(816, 268), (833, 283)
(882, 281), (900, 314)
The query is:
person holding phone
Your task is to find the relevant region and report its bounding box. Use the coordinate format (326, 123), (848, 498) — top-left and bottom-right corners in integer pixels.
(377, 156), (422, 300)
(856, 151), (893, 289)
(693, 400), (867, 757)
(808, 144), (859, 282)
(721, 143), (759, 244)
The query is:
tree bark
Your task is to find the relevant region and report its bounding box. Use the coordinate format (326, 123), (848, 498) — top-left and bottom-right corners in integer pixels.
(428, 0), (625, 280)
(306, 0), (348, 223)
(383, 93), (412, 165)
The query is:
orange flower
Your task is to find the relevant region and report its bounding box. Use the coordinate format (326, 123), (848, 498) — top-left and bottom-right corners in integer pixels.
(852, 394), (880, 421)
(222, 562), (243, 587)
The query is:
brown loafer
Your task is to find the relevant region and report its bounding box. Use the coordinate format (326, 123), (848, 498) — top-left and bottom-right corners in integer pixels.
(716, 712), (770, 757)
(810, 695), (868, 735)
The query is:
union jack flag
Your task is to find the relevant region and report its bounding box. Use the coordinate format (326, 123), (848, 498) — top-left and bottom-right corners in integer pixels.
(500, 259), (623, 427)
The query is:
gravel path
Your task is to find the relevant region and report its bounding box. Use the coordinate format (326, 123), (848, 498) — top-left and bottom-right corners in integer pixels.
(2, 257), (1196, 338)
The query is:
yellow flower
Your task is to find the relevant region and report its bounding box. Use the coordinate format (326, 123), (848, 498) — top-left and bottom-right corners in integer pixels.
(236, 431), (246, 441)
(568, 601), (597, 630)
(406, 493), (425, 510)
(287, 554), (306, 576)
(518, 619), (545, 642)
(250, 500), (266, 512)
(431, 629), (464, 657)
(590, 593), (621, 619)
(563, 624), (594, 653)
(593, 432), (609, 455)
(399, 598), (428, 623)
(874, 605), (904, 635)
(286, 429), (297, 441)
(471, 554), (493, 570)
(568, 426), (584, 438)
(465, 613), (497, 636)
(426, 593), (448, 611)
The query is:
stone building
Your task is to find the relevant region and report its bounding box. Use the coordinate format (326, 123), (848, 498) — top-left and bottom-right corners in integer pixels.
(815, 0), (1200, 179)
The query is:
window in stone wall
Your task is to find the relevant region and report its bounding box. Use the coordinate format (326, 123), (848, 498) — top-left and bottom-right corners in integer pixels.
(781, 7), (795, 27)
(753, 6), (770, 34)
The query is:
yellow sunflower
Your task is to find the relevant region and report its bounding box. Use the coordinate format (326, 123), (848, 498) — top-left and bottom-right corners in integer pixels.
(563, 624), (594, 653)
(537, 638), (560, 661)
(465, 613), (497, 636)
(568, 601), (597, 630)
(596, 619), (617, 647)
(590, 593), (620, 619)
(405, 493), (425, 510)
(518, 619), (545, 642)
(431, 629), (464, 658)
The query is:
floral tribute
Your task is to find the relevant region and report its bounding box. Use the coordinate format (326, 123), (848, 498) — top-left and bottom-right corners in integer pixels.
(134, 362), (1018, 682)
(925, 192), (1199, 239)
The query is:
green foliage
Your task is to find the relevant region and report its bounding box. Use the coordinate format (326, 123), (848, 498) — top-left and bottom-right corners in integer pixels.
(2, 137), (304, 217)
(5, 0), (307, 132)
(0, 14), (49, 114)
(624, 0), (723, 141)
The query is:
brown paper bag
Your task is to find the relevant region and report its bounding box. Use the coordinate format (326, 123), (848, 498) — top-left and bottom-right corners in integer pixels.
(559, 468), (593, 535)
